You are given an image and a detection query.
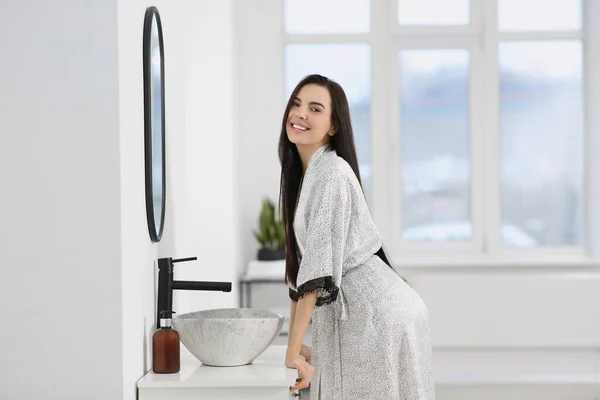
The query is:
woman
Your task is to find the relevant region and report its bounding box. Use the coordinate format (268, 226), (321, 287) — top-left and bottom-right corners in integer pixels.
(280, 74), (435, 399)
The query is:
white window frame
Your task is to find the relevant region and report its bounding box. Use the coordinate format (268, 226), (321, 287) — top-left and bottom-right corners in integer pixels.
(280, 0), (598, 267)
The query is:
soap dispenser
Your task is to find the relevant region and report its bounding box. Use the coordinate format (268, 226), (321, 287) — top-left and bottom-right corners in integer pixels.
(152, 310), (180, 374)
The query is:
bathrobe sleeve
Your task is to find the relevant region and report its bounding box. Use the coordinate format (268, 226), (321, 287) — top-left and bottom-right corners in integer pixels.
(289, 287), (300, 302)
(294, 170), (351, 306)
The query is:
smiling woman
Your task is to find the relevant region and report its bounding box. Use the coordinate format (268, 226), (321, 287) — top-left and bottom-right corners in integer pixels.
(279, 74), (435, 399)
(286, 84), (335, 153)
(285, 44), (373, 204)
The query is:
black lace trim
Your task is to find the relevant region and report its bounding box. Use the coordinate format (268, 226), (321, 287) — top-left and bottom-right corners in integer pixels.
(289, 276), (339, 306)
(289, 288), (300, 302)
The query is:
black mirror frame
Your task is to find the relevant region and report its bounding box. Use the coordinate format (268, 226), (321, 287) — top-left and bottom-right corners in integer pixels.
(143, 6), (166, 243)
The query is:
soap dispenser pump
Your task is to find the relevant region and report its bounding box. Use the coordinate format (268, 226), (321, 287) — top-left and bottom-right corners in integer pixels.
(152, 310), (180, 374)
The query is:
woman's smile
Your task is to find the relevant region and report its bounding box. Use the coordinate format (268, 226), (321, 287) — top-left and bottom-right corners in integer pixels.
(290, 121), (310, 133)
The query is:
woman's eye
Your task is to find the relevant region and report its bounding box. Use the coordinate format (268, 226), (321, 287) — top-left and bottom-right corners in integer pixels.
(292, 103), (300, 107)
(311, 108), (320, 112)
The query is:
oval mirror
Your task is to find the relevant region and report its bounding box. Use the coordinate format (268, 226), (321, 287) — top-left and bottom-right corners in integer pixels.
(143, 6), (166, 242)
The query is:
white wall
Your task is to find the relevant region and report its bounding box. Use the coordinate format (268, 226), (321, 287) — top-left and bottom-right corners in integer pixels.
(0, 0), (237, 399)
(236, 0), (285, 273)
(0, 1), (123, 399)
(235, 1), (600, 397)
(118, 1), (237, 400)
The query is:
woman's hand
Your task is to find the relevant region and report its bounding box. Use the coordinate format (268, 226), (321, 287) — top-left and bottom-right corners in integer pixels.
(300, 344), (312, 364)
(286, 352), (314, 391)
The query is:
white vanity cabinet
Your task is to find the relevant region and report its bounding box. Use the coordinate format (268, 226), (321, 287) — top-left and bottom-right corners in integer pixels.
(137, 345), (301, 399)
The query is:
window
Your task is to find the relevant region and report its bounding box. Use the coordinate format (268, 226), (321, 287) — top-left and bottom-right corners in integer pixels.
(399, 49), (471, 243)
(284, 0), (371, 34)
(283, 1), (373, 201)
(285, 44), (372, 199)
(282, 0), (587, 260)
(397, 0), (470, 26)
(497, 0), (581, 31)
(499, 41), (584, 247)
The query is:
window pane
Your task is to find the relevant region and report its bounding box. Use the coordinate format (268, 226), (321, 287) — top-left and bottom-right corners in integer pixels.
(498, 0), (582, 31)
(284, 0), (370, 34)
(499, 41), (584, 247)
(399, 50), (471, 242)
(398, 0), (470, 25)
(285, 44), (372, 201)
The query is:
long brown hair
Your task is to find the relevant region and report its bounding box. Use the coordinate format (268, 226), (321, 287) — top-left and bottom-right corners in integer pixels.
(279, 74), (393, 288)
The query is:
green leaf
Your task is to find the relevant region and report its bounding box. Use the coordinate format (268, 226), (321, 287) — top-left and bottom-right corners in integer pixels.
(253, 230), (266, 246)
(254, 197), (288, 250)
(275, 222), (286, 248)
(267, 225), (277, 248)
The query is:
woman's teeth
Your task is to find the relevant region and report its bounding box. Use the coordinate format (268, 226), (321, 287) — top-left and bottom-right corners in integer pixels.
(292, 124), (308, 131)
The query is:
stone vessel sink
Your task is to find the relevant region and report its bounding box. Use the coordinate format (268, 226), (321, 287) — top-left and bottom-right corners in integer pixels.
(173, 308), (284, 367)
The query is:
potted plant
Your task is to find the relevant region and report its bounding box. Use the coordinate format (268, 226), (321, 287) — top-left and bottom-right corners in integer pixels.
(253, 198), (286, 261)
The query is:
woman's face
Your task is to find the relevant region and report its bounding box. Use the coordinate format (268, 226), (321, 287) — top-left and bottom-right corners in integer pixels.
(286, 84), (335, 148)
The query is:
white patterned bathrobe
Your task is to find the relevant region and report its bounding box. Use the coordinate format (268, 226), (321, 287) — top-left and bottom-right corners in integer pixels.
(288, 144), (435, 400)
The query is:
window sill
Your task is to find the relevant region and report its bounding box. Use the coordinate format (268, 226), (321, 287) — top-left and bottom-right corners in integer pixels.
(392, 255), (600, 270)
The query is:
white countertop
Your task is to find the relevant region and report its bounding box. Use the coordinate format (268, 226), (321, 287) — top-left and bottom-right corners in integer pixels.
(137, 345), (297, 389)
(138, 343), (599, 392)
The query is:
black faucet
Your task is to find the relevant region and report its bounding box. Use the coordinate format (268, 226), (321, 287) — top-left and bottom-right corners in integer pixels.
(156, 256), (232, 329)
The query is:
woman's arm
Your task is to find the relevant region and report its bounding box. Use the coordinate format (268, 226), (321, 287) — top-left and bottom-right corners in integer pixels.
(286, 291), (317, 358)
(288, 299), (312, 362)
(286, 294), (317, 391)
